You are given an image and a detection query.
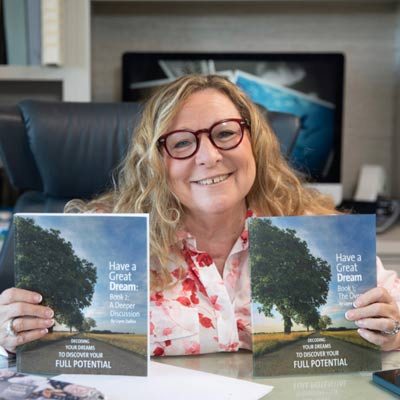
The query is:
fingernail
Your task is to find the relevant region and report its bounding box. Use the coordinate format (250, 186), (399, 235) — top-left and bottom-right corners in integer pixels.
(345, 310), (354, 320)
(45, 319), (54, 326)
(355, 320), (365, 327)
(34, 294), (42, 303)
(353, 300), (360, 308)
(358, 328), (369, 340)
(45, 309), (53, 318)
(41, 329), (48, 334)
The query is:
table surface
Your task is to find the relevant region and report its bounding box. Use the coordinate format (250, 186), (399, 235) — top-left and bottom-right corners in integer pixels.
(156, 350), (400, 399)
(2, 350), (400, 399)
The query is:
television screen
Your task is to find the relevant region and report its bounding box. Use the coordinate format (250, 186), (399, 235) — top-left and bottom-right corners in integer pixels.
(122, 52), (344, 185)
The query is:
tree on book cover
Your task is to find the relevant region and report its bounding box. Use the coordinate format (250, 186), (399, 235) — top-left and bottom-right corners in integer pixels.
(249, 214), (381, 376)
(14, 214), (148, 376)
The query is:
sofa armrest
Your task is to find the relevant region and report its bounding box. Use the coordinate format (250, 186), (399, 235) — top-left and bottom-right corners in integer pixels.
(0, 106), (43, 191)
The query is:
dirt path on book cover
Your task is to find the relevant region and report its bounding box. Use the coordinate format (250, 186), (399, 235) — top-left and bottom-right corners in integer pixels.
(254, 332), (381, 376)
(19, 336), (147, 376)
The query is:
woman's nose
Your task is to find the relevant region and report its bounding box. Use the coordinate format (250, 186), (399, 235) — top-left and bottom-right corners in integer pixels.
(194, 134), (223, 166)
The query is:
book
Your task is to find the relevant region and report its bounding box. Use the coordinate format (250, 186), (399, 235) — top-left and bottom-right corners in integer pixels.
(372, 369), (400, 397)
(249, 214), (381, 376)
(0, 369), (105, 399)
(41, 0), (63, 66)
(0, 209), (12, 252)
(26, 0), (41, 65)
(14, 213), (149, 376)
(0, 0), (7, 64)
(3, 0), (28, 65)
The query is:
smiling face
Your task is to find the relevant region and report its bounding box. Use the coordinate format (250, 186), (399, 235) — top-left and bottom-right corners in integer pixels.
(163, 88), (256, 218)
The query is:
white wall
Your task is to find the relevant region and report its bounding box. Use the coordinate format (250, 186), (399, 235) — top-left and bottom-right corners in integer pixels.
(91, 1), (398, 199)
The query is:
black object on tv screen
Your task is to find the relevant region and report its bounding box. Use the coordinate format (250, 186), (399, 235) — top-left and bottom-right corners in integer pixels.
(122, 52), (345, 184)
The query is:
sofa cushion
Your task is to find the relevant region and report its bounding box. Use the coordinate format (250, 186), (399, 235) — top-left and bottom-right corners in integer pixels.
(18, 100), (142, 198)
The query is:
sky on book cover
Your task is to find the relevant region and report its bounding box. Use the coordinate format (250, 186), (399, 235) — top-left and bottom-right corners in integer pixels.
(251, 215), (376, 333)
(25, 214), (148, 334)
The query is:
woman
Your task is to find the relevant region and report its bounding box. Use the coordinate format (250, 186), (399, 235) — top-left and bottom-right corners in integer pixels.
(1, 75), (399, 357)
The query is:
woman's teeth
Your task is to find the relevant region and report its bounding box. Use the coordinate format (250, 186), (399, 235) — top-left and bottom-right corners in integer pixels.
(196, 174), (230, 185)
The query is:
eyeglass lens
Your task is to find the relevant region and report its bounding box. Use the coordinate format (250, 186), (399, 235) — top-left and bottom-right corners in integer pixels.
(165, 120), (243, 159)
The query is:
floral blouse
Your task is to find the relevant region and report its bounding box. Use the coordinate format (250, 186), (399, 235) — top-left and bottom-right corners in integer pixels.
(150, 210), (253, 357)
(150, 212), (400, 357)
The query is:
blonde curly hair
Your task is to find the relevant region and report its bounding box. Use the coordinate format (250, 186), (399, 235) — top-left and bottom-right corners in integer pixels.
(66, 74), (337, 289)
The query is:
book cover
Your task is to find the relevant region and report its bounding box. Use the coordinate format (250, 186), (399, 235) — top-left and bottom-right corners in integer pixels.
(14, 213), (149, 376)
(249, 214), (381, 376)
(0, 369), (105, 399)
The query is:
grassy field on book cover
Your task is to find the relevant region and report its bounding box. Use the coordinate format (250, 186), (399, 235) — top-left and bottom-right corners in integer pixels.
(249, 215), (381, 376)
(15, 214), (148, 375)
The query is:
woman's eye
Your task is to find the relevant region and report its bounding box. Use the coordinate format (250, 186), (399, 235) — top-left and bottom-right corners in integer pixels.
(173, 140), (192, 149)
(216, 130), (236, 140)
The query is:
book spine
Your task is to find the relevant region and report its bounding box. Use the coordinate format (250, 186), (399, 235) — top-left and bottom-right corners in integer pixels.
(0, 0), (7, 64)
(3, 0), (28, 65)
(41, 0), (63, 66)
(26, 0), (41, 65)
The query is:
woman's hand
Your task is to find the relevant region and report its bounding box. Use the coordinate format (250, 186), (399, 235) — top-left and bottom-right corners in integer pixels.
(345, 287), (400, 351)
(0, 288), (54, 353)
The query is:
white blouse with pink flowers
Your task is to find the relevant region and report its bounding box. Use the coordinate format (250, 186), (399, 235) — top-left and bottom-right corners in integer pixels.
(150, 212), (400, 357)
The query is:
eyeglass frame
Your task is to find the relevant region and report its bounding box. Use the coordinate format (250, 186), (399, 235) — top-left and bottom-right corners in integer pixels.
(157, 118), (250, 160)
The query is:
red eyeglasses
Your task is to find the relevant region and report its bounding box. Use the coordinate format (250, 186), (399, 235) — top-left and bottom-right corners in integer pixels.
(157, 118), (250, 160)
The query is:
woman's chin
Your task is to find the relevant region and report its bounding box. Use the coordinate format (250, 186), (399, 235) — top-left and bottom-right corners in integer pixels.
(188, 197), (245, 216)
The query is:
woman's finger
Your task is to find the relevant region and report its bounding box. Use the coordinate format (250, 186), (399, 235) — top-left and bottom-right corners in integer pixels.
(355, 317), (398, 333)
(2, 302), (53, 321)
(0, 288), (42, 306)
(1, 327), (49, 354)
(357, 328), (400, 351)
(345, 302), (396, 321)
(354, 287), (394, 308)
(12, 316), (54, 334)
